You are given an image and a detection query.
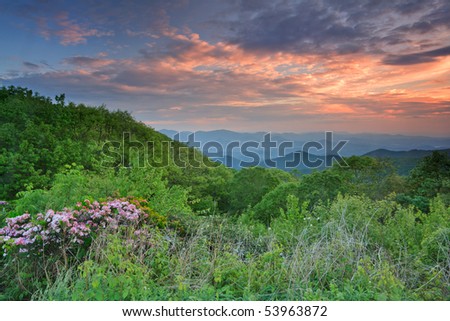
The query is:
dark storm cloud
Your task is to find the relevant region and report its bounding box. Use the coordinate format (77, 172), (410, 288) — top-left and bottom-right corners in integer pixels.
(231, 0), (364, 54)
(383, 45), (450, 65)
(393, 0), (426, 14)
(64, 56), (102, 65)
(63, 56), (114, 68)
(394, 21), (435, 34)
(228, 0), (450, 60)
(23, 62), (40, 69)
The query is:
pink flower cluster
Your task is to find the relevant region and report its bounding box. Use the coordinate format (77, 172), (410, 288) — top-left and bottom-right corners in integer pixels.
(0, 199), (148, 256)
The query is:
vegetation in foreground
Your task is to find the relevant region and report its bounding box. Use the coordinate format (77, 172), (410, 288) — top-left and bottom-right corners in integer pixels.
(0, 86), (449, 300)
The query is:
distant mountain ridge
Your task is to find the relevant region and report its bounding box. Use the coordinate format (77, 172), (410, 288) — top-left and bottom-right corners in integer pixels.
(160, 129), (450, 155)
(364, 148), (450, 158)
(159, 129), (450, 173)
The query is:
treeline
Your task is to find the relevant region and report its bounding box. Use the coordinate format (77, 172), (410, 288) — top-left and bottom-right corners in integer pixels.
(0, 86), (449, 300)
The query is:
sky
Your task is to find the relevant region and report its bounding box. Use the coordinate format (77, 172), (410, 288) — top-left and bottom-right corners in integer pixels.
(0, 0), (449, 136)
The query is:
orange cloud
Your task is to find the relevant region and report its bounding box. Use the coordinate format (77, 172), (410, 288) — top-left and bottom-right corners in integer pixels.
(8, 24), (449, 135)
(52, 12), (113, 45)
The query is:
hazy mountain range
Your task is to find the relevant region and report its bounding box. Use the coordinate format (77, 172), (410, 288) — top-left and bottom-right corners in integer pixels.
(160, 129), (450, 173)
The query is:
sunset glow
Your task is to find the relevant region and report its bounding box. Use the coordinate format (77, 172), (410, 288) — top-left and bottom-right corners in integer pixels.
(1, 0), (449, 135)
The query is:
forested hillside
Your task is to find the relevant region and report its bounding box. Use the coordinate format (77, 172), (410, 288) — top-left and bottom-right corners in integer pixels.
(364, 149), (450, 175)
(0, 86), (449, 300)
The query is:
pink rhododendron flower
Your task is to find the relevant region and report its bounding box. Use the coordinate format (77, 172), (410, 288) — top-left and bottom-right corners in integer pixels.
(0, 199), (148, 256)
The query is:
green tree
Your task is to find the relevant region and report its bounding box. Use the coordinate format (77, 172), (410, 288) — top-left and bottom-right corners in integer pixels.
(228, 167), (294, 212)
(400, 151), (450, 211)
(334, 156), (405, 199)
(252, 182), (299, 225)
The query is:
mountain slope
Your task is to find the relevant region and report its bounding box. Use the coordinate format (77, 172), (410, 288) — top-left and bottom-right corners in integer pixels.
(0, 86), (210, 199)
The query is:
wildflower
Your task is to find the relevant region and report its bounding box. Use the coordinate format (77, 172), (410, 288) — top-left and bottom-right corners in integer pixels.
(0, 198), (148, 257)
